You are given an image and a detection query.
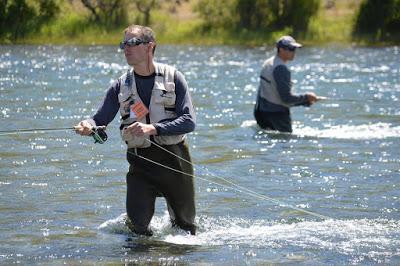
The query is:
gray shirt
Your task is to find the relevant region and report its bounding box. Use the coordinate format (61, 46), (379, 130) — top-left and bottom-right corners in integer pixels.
(92, 70), (196, 135)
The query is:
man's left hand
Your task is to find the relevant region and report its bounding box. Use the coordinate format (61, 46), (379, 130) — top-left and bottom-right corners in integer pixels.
(126, 122), (157, 136)
(306, 92), (318, 105)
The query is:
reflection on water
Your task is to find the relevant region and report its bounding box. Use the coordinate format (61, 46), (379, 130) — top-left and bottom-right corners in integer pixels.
(0, 45), (399, 264)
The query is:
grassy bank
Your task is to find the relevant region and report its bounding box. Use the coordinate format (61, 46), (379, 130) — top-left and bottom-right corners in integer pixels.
(305, 0), (359, 45)
(10, 0), (370, 47)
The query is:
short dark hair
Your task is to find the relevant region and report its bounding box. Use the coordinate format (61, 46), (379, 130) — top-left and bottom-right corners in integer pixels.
(124, 25), (156, 54)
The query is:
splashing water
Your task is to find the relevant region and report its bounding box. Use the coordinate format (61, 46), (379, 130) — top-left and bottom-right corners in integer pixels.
(98, 212), (399, 264)
(242, 121), (400, 140)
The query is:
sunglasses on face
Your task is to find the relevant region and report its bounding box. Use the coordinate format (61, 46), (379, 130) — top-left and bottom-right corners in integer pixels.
(119, 37), (149, 49)
(284, 46), (296, 52)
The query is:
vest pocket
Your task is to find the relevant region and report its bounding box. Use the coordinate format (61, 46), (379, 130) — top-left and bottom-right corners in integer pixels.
(153, 82), (176, 106)
(118, 91), (134, 115)
(163, 108), (177, 119)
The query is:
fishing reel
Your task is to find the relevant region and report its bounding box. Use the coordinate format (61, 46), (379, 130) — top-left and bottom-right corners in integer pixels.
(91, 126), (108, 144)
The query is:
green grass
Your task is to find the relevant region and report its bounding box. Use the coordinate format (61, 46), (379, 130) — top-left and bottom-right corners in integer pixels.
(146, 10), (292, 46)
(4, 0), (394, 47)
(304, 2), (356, 45)
(22, 13), (123, 45)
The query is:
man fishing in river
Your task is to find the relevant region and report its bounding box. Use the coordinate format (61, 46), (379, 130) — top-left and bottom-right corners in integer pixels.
(74, 24), (197, 236)
(254, 36), (320, 133)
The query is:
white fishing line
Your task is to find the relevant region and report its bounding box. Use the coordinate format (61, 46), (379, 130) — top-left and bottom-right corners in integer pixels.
(127, 139), (331, 220)
(0, 127), (330, 219)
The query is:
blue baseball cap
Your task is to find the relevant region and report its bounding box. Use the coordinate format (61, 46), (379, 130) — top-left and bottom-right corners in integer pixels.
(276, 35), (302, 49)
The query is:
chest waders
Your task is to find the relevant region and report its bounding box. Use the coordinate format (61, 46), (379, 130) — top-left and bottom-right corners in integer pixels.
(120, 63), (196, 235)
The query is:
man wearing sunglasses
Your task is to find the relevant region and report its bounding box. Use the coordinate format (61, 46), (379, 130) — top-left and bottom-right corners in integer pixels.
(74, 25), (197, 236)
(254, 35), (318, 133)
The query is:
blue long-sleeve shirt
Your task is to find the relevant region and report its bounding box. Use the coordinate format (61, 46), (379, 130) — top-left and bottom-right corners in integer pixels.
(92, 70), (196, 136)
(258, 63), (310, 113)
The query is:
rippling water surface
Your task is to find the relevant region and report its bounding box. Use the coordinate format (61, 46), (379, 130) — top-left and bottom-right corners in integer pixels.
(0, 45), (399, 265)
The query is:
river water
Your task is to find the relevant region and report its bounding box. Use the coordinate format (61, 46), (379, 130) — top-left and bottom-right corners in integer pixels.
(0, 45), (399, 265)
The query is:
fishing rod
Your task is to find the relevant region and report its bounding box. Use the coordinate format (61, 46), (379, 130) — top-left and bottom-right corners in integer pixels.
(0, 125), (329, 219)
(0, 126), (108, 144)
(316, 96), (328, 101)
(0, 127), (75, 134)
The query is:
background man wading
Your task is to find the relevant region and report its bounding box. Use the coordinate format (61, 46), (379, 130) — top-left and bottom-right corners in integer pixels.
(254, 35), (319, 133)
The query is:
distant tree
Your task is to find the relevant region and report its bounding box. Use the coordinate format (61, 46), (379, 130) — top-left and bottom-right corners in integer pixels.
(353, 0), (400, 41)
(132, 0), (188, 26)
(0, 0), (59, 41)
(269, 0), (320, 34)
(166, 0), (189, 13)
(3, 0), (35, 40)
(235, 0), (270, 29)
(39, 1), (59, 22)
(195, 0), (319, 34)
(133, 0), (158, 26)
(80, 0), (127, 28)
(193, 0), (236, 29)
(0, 0), (7, 35)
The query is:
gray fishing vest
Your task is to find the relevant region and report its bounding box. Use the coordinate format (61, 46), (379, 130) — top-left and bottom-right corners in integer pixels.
(118, 63), (185, 148)
(257, 56), (290, 108)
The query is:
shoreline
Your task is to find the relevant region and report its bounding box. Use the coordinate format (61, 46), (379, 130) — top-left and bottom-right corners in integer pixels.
(2, 39), (398, 48)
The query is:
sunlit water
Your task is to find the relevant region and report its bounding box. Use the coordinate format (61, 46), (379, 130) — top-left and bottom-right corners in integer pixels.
(0, 45), (399, 265)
